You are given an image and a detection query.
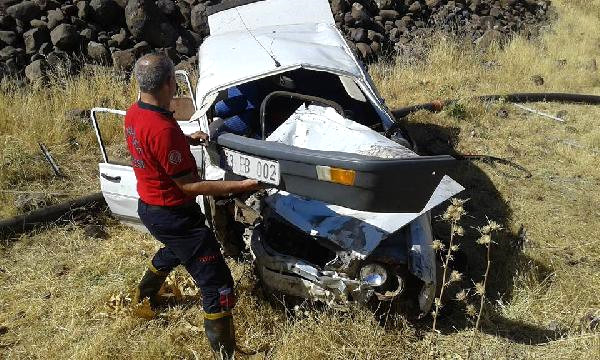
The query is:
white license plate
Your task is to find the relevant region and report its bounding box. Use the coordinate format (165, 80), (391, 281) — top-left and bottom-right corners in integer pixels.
(223, 149), (280, 185)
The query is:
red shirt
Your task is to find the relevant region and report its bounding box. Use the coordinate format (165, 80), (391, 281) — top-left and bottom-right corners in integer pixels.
(124, 101), (197, 206)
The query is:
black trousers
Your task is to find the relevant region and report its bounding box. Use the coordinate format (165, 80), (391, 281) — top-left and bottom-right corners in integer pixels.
(137, 199), (235, 313)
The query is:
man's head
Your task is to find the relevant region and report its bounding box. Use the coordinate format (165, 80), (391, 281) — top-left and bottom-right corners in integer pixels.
(134, 53), (176, 100)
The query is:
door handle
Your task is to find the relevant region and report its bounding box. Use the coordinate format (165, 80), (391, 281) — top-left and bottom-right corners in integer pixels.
(101, 173), (121, 182)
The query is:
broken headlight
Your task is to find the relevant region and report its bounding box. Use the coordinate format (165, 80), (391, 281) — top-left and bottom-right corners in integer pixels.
(359, 263), (388, 287)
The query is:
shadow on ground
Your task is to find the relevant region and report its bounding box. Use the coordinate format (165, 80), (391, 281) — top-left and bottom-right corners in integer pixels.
(402, 121), (559, 345)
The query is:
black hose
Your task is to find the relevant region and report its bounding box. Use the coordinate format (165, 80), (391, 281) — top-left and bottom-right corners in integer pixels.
(391, 92), (600, 119)
(0, 192), (106, 238)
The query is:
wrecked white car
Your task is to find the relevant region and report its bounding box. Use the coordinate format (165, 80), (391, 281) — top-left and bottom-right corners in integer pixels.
(91, 0), (463, 316)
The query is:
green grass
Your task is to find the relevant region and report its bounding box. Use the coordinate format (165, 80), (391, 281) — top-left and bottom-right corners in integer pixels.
(1, 0), (599, 358)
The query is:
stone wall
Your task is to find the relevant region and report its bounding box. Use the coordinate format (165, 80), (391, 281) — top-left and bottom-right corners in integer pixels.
(0, 0), (551, 82)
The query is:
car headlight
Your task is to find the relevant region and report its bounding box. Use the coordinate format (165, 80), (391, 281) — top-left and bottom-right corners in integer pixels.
(360, 263), (388, 287)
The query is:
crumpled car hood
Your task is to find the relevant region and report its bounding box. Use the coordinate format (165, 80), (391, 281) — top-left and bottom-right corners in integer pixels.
(264, 105), (464, 258)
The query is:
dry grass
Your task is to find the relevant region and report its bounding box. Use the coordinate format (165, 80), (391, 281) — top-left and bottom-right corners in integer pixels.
(1, 0), (600, 358)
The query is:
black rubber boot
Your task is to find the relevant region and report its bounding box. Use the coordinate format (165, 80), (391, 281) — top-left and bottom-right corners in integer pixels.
(133, 267), (168, 308)
(204, 314), (235, 360)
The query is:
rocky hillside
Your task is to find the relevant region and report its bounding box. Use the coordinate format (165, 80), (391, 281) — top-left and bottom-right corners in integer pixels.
(0, 0), (551, 82)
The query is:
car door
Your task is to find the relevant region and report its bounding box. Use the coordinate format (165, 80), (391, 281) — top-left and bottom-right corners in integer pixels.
(92, 70), (205, 226)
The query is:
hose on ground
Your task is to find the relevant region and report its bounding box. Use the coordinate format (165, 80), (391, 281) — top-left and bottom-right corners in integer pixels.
(388, 92), (600, 178)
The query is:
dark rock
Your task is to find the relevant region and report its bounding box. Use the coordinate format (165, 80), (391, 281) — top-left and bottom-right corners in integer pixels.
(7, 1), (41, 22)
(30, 52), (43, 61)
(24, 27), (50, 53)
(375, 0), (394, 10)
(132, 40), (150, 56)
(496, 108), (509, 118)
(30, 19), (47, 28)
(175, 35), (194, 56)
(80, 28), (96, 41)
(0, 15), (16, 30)
(331, 0), (349, 13)
(355, 42), (372, 58)
(25, 58), (47, 82)
(61, 4), (77, 16)
(83, 224), (108, 239)
(76, 1), (91, 19)
(531, 74), (544, 86)
(0, 30), (17, 46)
(379, 9), (399, 21)
(177, 0), (191, 27)
(0, 45), (17, 61)
(408, 1), (421, 13)
(126, 0), (178, 47)
(475, 29), (502, 48)
(351, 3), (369, 22)
(351, 28), (367, 42)
(90, 0), (123, 27)
(111, 28), (129, 48)
(106, 38), (117, 47)
(46, 9), (64, 29)
(0, 325), (7, 335)
(50, 23), (79, 50)
(38, 41), (52, 54)
(87, 41), (110, 62)
(370, 41), (381, 54)
(190, 3), (207, 34)
(156, 0), (177, 19)
(111, 48), (135, 70)
(46, 50), (69, 68)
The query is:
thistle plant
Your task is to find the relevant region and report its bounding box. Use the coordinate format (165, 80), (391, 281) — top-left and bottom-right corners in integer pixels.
(466, 219), (502, 359)
(431, 199), (466, 334)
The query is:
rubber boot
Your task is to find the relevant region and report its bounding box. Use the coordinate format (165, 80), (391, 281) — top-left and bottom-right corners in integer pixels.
(204, 313), (235, 360)
(133, 266), (168, 308)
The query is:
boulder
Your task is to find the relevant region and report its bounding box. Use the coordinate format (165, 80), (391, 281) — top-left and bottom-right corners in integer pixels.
(0, 45), (17, 61)
(76, 1), (91, 19)
(50, 23), (79, 50)
(29, 19), (44, 27)
(0, 30), (17, 46)
(111, 28), (129, 48)
(90, 0), (123, 27)
(176, 0), (191, 27)
(331, 0), (349, 13)
(351, 3), (370, 22)
(46, 9), (64, 29)
(87, 41), (110, 62)
(80, 28), (96, 41)
(126, 0), (178, 47)
(132, 40), (149, 56)
(111, 48), (135, 70)
(25, 58), (47, 82)
(7, 1), (41, 22)
(0, 15), (16, 30)
(24, 27), (50, 53)
(190, 3), (207, 34)
(375, 0), (394, 10)
(355, 42), (372, 59)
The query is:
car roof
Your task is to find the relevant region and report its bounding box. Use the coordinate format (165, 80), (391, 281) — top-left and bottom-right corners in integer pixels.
(196, 0), (365, 103)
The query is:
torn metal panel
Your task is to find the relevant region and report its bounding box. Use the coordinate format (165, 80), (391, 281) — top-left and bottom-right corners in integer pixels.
(266, 105), (417, 159)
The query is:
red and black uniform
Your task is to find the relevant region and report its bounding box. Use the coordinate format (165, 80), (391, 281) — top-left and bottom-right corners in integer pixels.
(125, 101), (235, 314)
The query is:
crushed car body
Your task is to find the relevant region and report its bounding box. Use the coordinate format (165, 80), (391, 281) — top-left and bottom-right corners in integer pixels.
(91, 0), (464, 316)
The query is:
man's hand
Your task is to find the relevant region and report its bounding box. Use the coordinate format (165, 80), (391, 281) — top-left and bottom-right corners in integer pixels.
(239, 179), (261, 192)
(172, 173), (263, 197)
(187, 131), (209, 146)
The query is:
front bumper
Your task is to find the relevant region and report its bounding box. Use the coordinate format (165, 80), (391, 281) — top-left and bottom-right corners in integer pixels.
(250, 225), (374, 304)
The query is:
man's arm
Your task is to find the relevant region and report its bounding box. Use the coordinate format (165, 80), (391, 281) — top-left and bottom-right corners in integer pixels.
(173, 172), (260, 197)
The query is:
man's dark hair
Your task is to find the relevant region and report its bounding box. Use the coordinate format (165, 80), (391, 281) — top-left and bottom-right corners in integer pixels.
(134, 53), (174, 94)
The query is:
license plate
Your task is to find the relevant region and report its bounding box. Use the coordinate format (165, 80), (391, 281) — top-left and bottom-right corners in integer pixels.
(223, 149), (280, 185)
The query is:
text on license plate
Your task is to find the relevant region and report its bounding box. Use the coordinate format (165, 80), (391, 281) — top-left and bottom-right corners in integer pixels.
(223, 149), (280, 185)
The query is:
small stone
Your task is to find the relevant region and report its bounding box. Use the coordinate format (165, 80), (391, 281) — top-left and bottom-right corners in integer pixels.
(38, 42), (52, 55)
(61, 4), (77, 16)
(24, 27), (50, 53)
(190, 3), (207, 34)
(111, 28), (129, 49)
(585, 58), (598, 72)
(426, 0), (441, 9)
(374, 0), (394, 9)
(0, 45), (17, 61)
(25, 59), (47, 82)
(351, 3), (370, 22)
(355, 42), (372, 59)
(7, 1), (41, 22)
(87, 41), (110, 63)
(556, 110), (568, 120)
(29, 19), (47, 28)
(379, 9), (399, 21)
(46, 9), (65, 29)
(79, 28), (96, 41)
(77, 1), (91, 19)
(0, 30), (17, 46)
(497, 108), (509, 118)
(531, 74), (544, 86)
(132, 40), (150, 56)
(0, 325), (8, 335)
(83, 224), (108, 239)
(331, 0), (349, 13)
(408, 1), (421, 13)
(111, 48), (135, 70)
(50, 23), (79, 50)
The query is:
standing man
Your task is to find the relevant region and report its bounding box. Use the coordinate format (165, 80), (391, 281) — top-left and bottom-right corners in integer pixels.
(125, 53), (258, 359)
